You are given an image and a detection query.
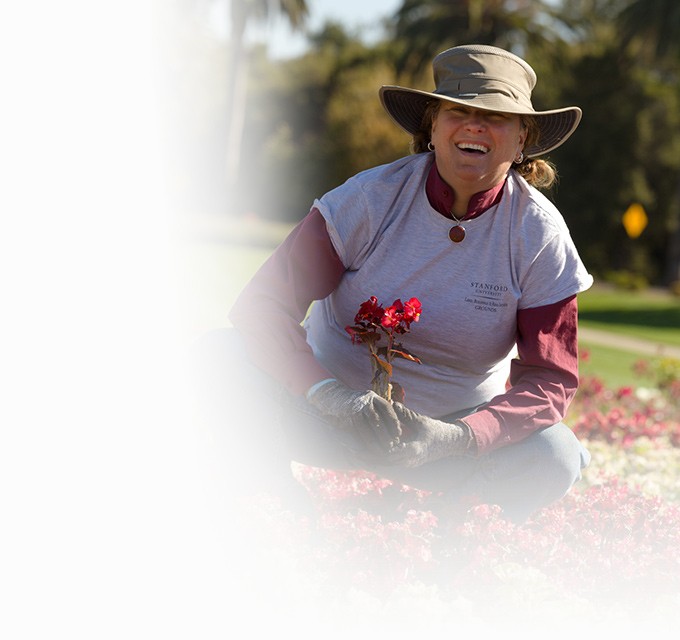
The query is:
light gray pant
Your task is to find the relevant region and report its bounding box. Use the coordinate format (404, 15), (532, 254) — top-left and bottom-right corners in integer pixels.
(191, 329), (591, 522)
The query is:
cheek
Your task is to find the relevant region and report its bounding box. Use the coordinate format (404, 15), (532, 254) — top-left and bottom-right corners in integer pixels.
(431, 122), (456, 146)
(500, 128), (524, 152)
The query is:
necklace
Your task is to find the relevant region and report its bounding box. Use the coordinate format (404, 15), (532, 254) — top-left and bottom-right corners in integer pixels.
(448, 212), (466, 243)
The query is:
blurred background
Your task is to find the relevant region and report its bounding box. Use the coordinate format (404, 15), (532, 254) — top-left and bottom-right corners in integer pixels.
(163, 0), (680, 305)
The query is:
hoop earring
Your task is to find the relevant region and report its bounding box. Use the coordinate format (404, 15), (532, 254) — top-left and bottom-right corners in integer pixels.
(427, 141), (435, 152)
(514, 151), (524, 164)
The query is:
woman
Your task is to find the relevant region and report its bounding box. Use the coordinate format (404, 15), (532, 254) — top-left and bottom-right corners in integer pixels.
(217, 44), (593, 523)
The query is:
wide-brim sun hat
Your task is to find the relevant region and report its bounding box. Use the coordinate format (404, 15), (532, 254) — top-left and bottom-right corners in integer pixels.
(380, 44), (582, 157)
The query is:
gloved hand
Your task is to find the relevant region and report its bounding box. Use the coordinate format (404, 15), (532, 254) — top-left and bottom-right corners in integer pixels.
(307, 379), (402, 455)
(384, 403), (476, 468)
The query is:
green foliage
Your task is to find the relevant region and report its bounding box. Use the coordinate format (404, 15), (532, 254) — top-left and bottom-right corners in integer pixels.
(240, 23), (411, 220)
(550, 48), (654, 274)
(602, 270), (649, 291)
(324, 58), (413, 179)
(618, 0), (680, 60)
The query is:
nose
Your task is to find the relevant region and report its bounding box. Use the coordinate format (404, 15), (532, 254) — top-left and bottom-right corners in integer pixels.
(463, 111), (486, 130)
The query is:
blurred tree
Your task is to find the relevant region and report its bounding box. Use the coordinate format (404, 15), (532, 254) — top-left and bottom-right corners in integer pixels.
(308, 25), (412, 184)
(160, 0), (233, 214)
(617, 0), (680, 286)
(388, 0), (558, 79)
(531, 0), (680, 287)
(242, 22), (410, 220)
(225, 0), (309, 209)
(618, 0), (680, 60)
(547, 46), (657, 278)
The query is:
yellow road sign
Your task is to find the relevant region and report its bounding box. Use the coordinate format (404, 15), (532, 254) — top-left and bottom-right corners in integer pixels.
(622, 203), (648, 239)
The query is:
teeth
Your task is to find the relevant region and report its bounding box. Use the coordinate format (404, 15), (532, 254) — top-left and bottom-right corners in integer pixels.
(457, 143), (488, 153)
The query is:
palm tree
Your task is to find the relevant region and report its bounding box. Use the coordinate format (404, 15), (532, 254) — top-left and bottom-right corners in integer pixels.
(226, 0), (309, 202)
(618, 0), (680, 60)
(388, 0), (556, 79)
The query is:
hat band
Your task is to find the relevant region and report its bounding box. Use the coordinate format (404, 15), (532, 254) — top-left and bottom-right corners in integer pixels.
(435, 78), (534, 112)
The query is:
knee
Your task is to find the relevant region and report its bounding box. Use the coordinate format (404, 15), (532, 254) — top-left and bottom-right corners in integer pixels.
(482, 424), (590, 522)
(532, 423), (590, 492)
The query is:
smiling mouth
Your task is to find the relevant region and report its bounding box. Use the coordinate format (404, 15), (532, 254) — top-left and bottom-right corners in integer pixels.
(456, 142), (489, 154)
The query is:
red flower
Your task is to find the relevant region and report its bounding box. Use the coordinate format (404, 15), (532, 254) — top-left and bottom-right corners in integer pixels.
(346, 295), (423, 402)
(381, 300), (404, 330)
(403, 297), (422, 324)
(355, 296), (384, 324)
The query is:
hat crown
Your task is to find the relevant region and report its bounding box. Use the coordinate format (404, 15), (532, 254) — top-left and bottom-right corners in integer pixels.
(432, 45), (537, 112)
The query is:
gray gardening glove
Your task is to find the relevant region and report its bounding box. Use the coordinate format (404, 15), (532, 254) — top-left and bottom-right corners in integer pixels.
(385, 403), (476, 468)
(307, 379), (402, 455)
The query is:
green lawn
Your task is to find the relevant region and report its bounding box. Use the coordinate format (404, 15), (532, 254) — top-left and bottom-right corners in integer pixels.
(576, 285), (680, 387)
(578, 286), (680, 346)
(176, 240), (273, 341)
(577, 342), (646, 389)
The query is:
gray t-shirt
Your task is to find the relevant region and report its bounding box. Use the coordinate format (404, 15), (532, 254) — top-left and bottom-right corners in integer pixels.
(305, 153), (593, 418)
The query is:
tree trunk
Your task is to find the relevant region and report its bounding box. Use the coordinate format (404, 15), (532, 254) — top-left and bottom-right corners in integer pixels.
(225, 6), (249, 213)
(663, 174), (680, 288)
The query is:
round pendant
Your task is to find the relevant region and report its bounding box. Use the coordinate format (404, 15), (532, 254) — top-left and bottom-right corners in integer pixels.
(448, 224), (466, 243)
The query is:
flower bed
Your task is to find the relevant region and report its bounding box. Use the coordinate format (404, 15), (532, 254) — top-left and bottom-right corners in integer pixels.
(237, 355), (680, 631)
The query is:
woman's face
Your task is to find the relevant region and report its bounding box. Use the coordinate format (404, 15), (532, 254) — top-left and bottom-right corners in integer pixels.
(430, 102), (527, 195)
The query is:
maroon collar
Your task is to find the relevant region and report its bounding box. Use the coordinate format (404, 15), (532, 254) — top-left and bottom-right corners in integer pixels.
(425, 159), (505, 221)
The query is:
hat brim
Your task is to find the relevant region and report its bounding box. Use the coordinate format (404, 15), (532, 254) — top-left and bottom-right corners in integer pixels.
(379, 86), (582, 157)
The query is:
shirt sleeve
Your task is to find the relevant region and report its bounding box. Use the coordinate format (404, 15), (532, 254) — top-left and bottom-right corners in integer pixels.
(228, 208), (346, 395)
(462, 295), (580, 453)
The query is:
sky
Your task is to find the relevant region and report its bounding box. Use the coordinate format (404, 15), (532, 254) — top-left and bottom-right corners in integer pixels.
(238, 0), (403, 58)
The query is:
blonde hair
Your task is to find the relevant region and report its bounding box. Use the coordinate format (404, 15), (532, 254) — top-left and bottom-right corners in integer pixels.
(411, 101), (558, 190)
